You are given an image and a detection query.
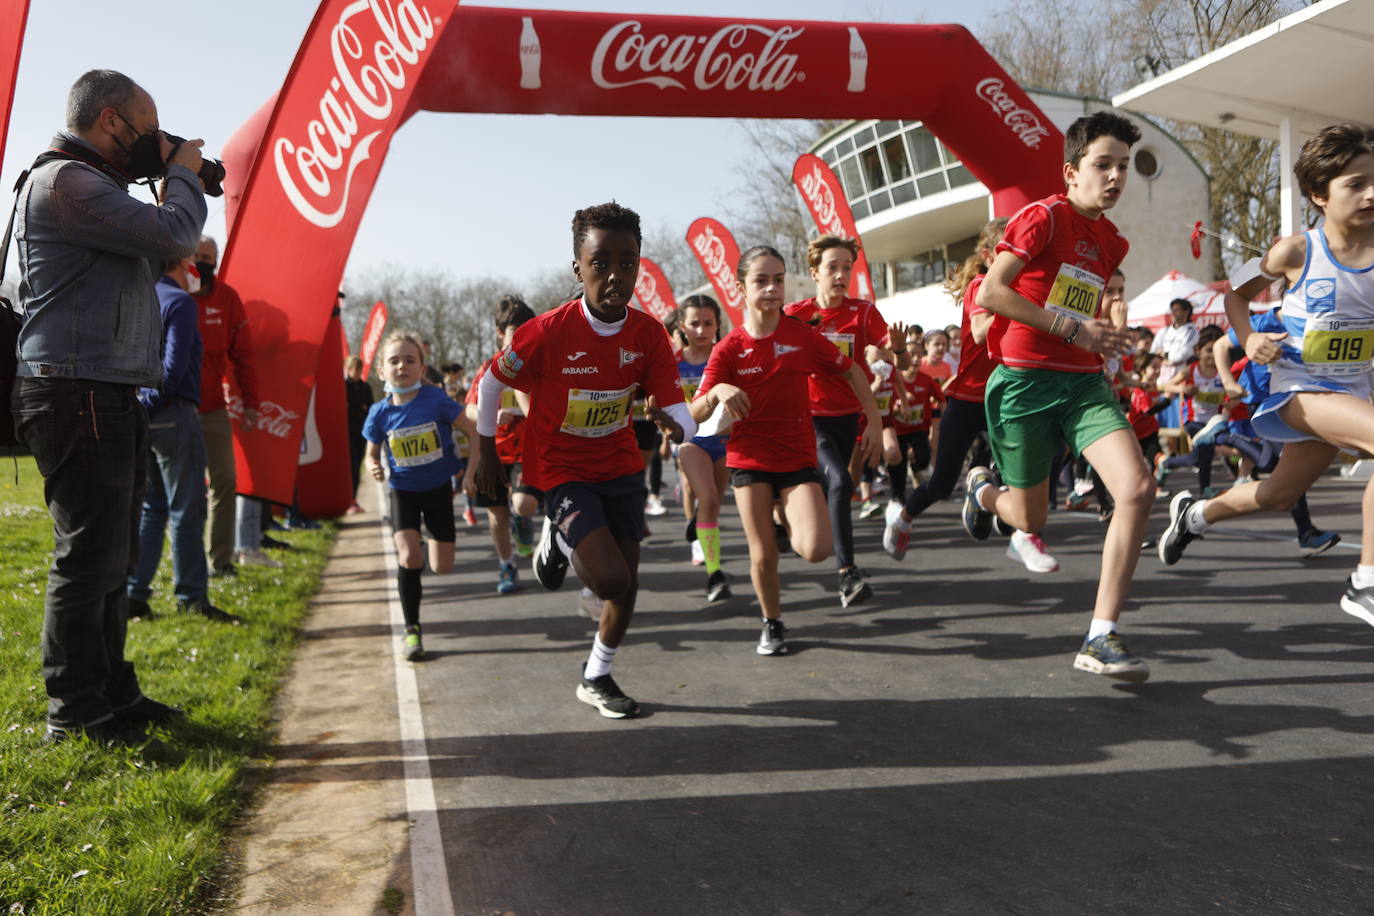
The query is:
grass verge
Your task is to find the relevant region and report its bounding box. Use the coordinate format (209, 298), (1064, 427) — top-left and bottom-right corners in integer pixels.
(0, 456), (337, 914)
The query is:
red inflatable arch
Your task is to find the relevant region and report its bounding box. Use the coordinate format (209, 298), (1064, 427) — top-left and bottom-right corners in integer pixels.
(219, 1), (1062, 513)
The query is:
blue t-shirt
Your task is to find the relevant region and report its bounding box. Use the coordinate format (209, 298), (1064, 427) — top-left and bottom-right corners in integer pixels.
(1227, 308), (1284, 404)
(362, 385), (463, 492)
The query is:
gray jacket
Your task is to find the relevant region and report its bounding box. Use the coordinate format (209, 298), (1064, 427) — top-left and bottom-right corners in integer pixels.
(14, 133), (207, 386)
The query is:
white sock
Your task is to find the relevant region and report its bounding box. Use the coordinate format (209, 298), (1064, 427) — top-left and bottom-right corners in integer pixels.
(1353, 565), (1374, 590)
(495, 545), (513, 565)
(1184, 499), (1211, 534)
(585, 635), (617, 679)
(1087, 618), (1117, 640)
(556, 531), (573, 557)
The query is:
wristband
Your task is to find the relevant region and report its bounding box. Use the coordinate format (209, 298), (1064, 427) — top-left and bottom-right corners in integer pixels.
(1064, 319), (1082, 346)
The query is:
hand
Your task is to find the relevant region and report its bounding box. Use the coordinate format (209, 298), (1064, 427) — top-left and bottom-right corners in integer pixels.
(472, 437), (509, 500)
(888, 322), (908, 347)
(241, 407), (259, 431)
(645, 395), (685, 444)
(496, 408), (519, 426)
(1071, 319), (1132, 356)
(367, 459), (385, 483)
(712, 384), (751, 420)
(166, 136), (204, 177)
(461, 463), (477, 499)
(1245, 331), (1287, 365)
(1223, 383), (1246, 399)
(858, 421), (882, 470)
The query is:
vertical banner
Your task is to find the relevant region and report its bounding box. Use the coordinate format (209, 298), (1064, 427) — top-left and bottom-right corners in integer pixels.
(0, 0), (31, 172)
(632, 256), (678, 324)
(358, 299), (389, 378)
(686, 217), (746, 329)
(297, 308), (353, 518)
(792, 153), (876, 301)
(218, 0), (456, 507)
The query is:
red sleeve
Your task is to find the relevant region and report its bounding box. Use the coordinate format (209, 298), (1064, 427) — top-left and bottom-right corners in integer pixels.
(996, 203), (1051, 264)
(641, 321), (686, 408)
(697, 335), (733, 401)
(929, 375), (947, 408)
(492, 319), (542, 391)
(1230, 357), (1248, 375)
(966, 277), (987, 317)
(226, 288), (260, 410)
(864, 303), (889, 349)
(1127, 388), (1149, 424)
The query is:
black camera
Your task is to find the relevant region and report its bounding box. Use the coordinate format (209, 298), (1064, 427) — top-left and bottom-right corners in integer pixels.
(163, 133), (226, 197)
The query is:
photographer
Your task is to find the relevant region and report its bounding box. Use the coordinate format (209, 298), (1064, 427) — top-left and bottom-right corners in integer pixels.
(10, 70), (207, 745)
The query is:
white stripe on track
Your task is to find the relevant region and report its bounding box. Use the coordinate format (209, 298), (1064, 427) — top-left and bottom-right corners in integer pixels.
(375, 480), (456, 916)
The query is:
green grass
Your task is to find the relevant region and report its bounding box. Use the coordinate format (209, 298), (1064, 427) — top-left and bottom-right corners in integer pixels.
(0, 457), (337, 914)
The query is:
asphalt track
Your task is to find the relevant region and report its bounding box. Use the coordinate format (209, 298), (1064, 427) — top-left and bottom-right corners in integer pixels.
(238, 466), (1374, 915)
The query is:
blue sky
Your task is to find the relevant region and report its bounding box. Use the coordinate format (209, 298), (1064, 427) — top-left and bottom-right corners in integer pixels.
(2, 0), (999, 286)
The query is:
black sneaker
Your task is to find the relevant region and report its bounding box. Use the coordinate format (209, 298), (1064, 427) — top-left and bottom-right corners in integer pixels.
(44, 717), (156, 748)
(1340, 577), (1374, 628)
(757, 617), (787, 656)
(178, 598), (243, 625)
(1072, 632), (1150, 682)
(576, 666), (639, 718)
(706, 569), (732, 603)
(961, 467), (995, 541)
(1158, 490), (1201, 566)
(838, 567), (872, 608)
(533, 517), (569, 591)
(112, 695), (184, 727)
(774, 522), (792, 557)
(685, 512), (698, 544)
(260, 535), (293, 551)
(127, 598), (156, 621)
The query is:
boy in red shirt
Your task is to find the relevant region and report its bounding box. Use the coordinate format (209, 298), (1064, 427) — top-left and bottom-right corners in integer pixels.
(971, 111), (1157, 682)
(473, 203), (694, 719)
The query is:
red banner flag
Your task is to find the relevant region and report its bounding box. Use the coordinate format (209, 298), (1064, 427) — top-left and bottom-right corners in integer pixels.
(297, 309), (353, 518)
(0, 0), (31, 172)
(792, 153), (876, 301)
(218, 0), (456, 507)
(633, 256), (678, 324)
(358, 299), (389, 378)
(686, 217), (745, 329)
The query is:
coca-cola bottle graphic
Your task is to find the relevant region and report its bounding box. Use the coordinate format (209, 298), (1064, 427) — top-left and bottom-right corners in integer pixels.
(846, 27), (867, 93)
(519, 17), (541, 90)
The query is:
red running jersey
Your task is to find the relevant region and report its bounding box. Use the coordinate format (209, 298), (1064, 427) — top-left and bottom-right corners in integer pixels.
(893, 369), (944, 433)
(466, 357), (525, 464)
(491, 300), (684, 490)
(945, 275), (998, 404)
(782, 296), (889, 417)
(698, 316), (852, 472)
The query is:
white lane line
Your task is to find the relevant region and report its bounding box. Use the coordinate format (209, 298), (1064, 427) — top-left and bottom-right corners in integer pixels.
(375, 480), (456, 916)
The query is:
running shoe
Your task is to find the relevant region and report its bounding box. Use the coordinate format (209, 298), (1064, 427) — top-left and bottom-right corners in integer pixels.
(961, 467), (995, 541)
(237, 548), (283, 568)
(512, 515), (535, 557)
(402, 625), (425, 661)
(260, 536), (292, 551)
(463, 505), (478, 527)
(178, 598), (242, 625)
(346, 501), (364, 515)
(577, 666), (640, 718)
(1201, 485), (1224, 499)
(577, 587), (601, 619)
(1191, 413), (1228, 446)
(645, 493), (667, 517)
(1153, 452), (1170, 487)
(993, 505), (1014, 537)
(497, 560), (519, 594)
(757, 617), (787, 656)
(685, 512), (698, 544)
(691, 540), (705, 566)
(1072, 632), (1149, 682)
(1158, 490), (1201, 566)
(1064, 491), (1092, 512)
(707, 569), (732, 603)
(1298, 529), (1342, 557)
(859, 499), (883, 520)
(883, 500), (910, 561)
(533, 517), (569, 590)
(1340, 577), (1374, 627)
(838, 567), (873, 608)
(775, 522), (792, 557)
(128, 598), (157, 622)
(1234, 475), (1255, 486)
(1007, 530), (1059, 573)
(112, 695), (184, 727)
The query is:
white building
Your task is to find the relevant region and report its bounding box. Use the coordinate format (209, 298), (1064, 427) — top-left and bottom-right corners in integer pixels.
(808, 90), (1213, 332)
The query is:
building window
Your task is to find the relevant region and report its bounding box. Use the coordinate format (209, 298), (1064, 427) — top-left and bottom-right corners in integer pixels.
(859, 146), (886, 193)
(891, 181), (916, 205)
(905, 126), (941, 174)
(839, 156), (864, 198)
(876, 120), (901, 138)
(868, 189), (893, 214)
(947, 165), (977, 188)
(882, 136), (911, 183)
(917, 173), (948, 197)
(1135, 148), (1162, 181)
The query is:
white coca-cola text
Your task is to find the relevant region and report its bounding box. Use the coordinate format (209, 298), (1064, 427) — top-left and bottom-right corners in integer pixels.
(633, 270), (674, 322)
(592, 20), (805, 92)
(975, 78), (1050, 149)
(274, 0), (437, 228)
(690, 226), (746, 315)
(798, 162), (845, 237)
(226, 394), (301, 440)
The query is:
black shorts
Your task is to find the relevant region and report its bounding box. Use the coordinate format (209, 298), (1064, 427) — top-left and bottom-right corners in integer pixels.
(898, 429), (932, 471)
(474, 462), (543, 509)
(545, 472), (647, 548)
(728, 465), (823, 497)
(633, 418), (660, 452)
(389, 481), (456, 542)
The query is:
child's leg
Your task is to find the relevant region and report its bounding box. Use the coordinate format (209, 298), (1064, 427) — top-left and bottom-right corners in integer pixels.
(570, 529), (638, 647)
(979, 481), (1050, 534)
(394, 529), (425, 628)
(733, 482), (783, 619)
(1081, 428), (1156, 621)
(486, 505), (513, 564)
(814, 415), (859, 570)
(679, 443), (722, 573)
(779, 481), (832, 563)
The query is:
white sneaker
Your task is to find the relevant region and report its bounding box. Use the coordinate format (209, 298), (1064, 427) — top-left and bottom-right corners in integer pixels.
(577, 586), (601, 619)
(1007, 530), (1059, 573)
(691, 540), (705, 566)
(883, 500), (910, 561)
(237, 548), (282, 568)
(645, 494), (668, 516)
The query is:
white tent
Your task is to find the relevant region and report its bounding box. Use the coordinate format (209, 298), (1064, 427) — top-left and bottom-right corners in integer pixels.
(1127, 270), (1222, 325)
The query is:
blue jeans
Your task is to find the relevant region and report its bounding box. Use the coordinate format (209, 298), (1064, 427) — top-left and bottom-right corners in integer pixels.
(235, 495), (264, 552)
(128, 400), (209, 603)
(12, 378), (147, 729)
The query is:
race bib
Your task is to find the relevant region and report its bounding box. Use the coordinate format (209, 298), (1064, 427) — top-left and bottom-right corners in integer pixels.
(1302, 316), (1374, 377)
(387, 421), (442, 468)
(500, 388), (523, 415)
(561, 386), (635, 438)
(1046, 263), (1104, 321)
(876, 391), (893, 416)
(680, 378), (701, 402)
(823, 331), (855, 358)
(907, 403), (925, 425)
(1195, 390), (1225, 406)
(453, 428), (470, 460)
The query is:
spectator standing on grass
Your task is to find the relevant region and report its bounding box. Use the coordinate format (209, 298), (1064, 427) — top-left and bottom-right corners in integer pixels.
(191, 235), (259, 575)
(345, 355), (375, 514)
(10, 70), (205, 744)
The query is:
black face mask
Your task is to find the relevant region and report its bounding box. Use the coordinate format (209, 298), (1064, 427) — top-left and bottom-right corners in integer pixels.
(194, 260), (216, 289)
(113, 111), (165, 179)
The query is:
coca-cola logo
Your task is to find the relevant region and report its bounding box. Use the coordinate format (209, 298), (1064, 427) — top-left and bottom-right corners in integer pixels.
(799, 163), (845, 236)
(274, 0), (438, 228)
(690, 227), (746, 314)
(592, 20), (805, 92)
(633, 270), (674, 322)
(360, 307), (387, 369)
(226, 393), (301, 440)
(974, 78), (1050, 149)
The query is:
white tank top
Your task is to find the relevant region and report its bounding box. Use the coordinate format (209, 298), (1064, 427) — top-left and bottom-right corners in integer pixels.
(1189, 363), (1226, 422)
(1271, 227), (1374, 399)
